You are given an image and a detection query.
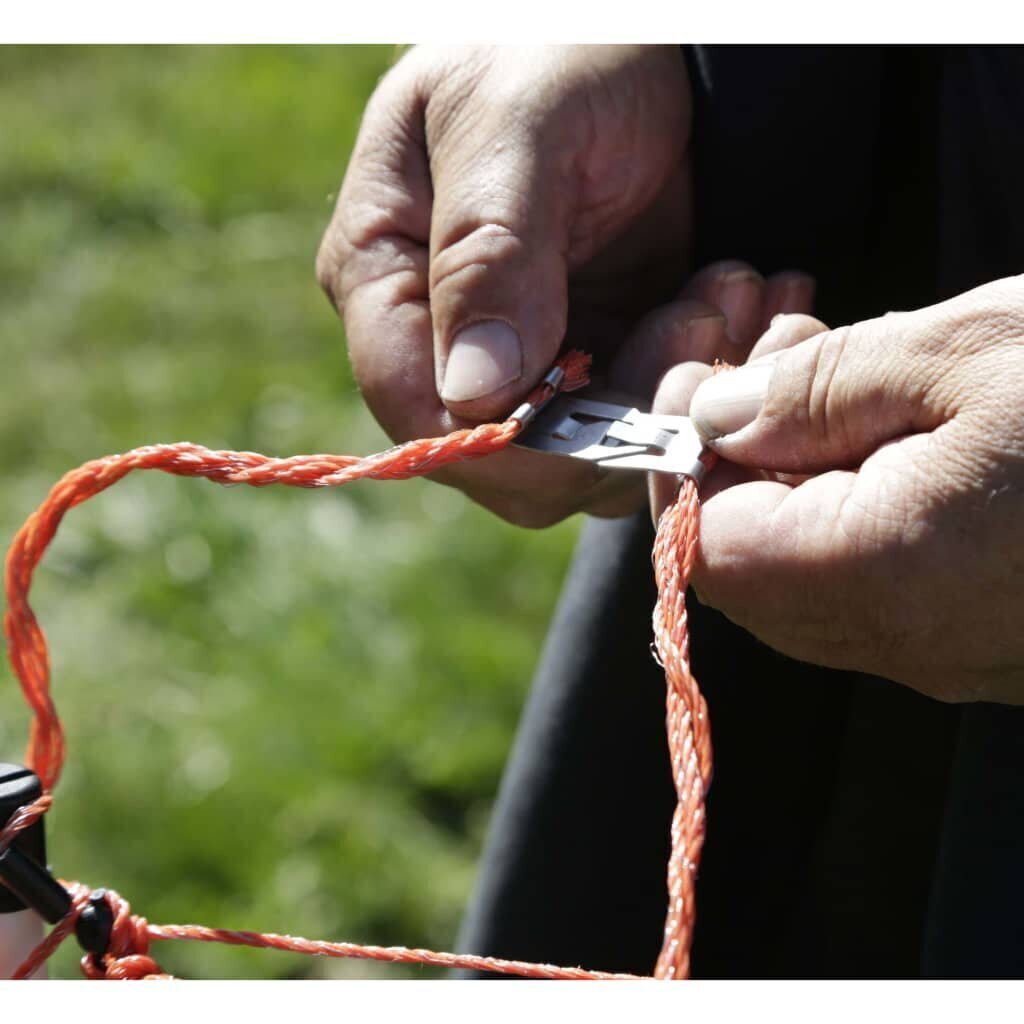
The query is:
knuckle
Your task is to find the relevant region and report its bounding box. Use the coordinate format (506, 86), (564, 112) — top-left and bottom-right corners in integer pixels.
(429, 223), (523, 295)
(452, 453), (627, 529)
(421, 48), (493, 141)
(778, 323), (855, 452)
(362, 49), (423, 126)
(461, 484), (572, 529)
(315, 232), (341, 303)
(960, 303), (1024, 357)
(779, 320), (898, 462)
(813, 325), (853, 435)
(949, 274), (1024, 341)
(498, 500), (571, 530)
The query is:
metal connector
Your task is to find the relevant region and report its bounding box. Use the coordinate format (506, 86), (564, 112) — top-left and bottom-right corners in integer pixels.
(514, 394), (712, 482)
(510, 366), (566, 429)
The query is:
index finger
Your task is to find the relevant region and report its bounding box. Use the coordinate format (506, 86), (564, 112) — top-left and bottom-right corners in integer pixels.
(315, 54), (441, 441)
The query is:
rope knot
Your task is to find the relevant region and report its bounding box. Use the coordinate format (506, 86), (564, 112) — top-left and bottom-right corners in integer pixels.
(77, 888), (169, 980)
(82, 952), (167, 980)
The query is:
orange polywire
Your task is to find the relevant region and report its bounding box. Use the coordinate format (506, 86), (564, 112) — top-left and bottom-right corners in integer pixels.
(1, 350), (712, 981)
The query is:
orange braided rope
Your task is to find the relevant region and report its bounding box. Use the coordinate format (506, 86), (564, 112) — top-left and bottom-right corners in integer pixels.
(651, 475), (712, 980)
(1, 350), (712, 981)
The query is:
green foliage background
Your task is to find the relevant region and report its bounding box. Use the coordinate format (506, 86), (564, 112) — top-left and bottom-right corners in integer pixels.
(0, 46), (581, 978)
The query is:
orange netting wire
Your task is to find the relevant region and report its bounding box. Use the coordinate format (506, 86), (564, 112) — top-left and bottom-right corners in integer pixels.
(1, 350), (713, 981)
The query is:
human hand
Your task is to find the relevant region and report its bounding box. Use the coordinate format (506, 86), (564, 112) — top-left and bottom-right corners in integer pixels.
(650, 276), (1024, 704)
(317, 45), (811, 525)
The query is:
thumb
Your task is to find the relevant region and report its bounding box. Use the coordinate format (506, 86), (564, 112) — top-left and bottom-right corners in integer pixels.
(430, 181), (569, 419)
(689, 311), (950, 473)
(428, 113), (572, 421)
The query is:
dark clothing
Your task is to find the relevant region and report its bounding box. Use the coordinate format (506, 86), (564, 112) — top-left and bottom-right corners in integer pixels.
(457, 46), (1024, 978)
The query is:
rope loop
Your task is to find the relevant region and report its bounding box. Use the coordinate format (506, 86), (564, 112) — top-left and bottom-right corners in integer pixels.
(2, 351), (713, 981)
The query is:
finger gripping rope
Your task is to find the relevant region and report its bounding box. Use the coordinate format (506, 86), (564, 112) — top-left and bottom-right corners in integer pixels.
(2, 351), (712, 981)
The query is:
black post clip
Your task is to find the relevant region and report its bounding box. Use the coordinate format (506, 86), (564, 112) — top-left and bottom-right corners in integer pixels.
(1, 763), (116, 961)
(0, 763), (73, 925)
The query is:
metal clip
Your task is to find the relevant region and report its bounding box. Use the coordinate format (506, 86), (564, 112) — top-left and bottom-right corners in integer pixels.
(514, 394), (712, 482)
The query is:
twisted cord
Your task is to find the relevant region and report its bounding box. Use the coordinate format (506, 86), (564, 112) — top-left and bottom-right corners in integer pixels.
(4, 353), (589, 795)
(0, 794), (51, 857)
(4, 432), (522, 791)
(13, 884), (645, 980)
(651, 476), (712, 980)
(3, 350), (713, 981)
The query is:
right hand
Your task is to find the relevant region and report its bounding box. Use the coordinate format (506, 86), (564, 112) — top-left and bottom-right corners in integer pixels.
(317, 46), (810, 525)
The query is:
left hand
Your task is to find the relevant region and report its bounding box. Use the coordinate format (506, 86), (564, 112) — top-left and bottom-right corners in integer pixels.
(650, 275), (1024, 704)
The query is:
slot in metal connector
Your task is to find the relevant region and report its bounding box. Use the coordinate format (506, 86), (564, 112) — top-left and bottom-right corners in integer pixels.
(515, 394), (712, 482)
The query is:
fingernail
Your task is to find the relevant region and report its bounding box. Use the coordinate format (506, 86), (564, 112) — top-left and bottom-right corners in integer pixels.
(716, 269), (760, 346)
(779, 272), (816, 312)
(441, 320), (523, 403)
(690, 360), (775, 440)
(684, 312), (727, 363)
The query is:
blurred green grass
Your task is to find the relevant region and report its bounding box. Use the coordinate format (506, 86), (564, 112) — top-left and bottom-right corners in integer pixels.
(0, 45), (581, 978)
